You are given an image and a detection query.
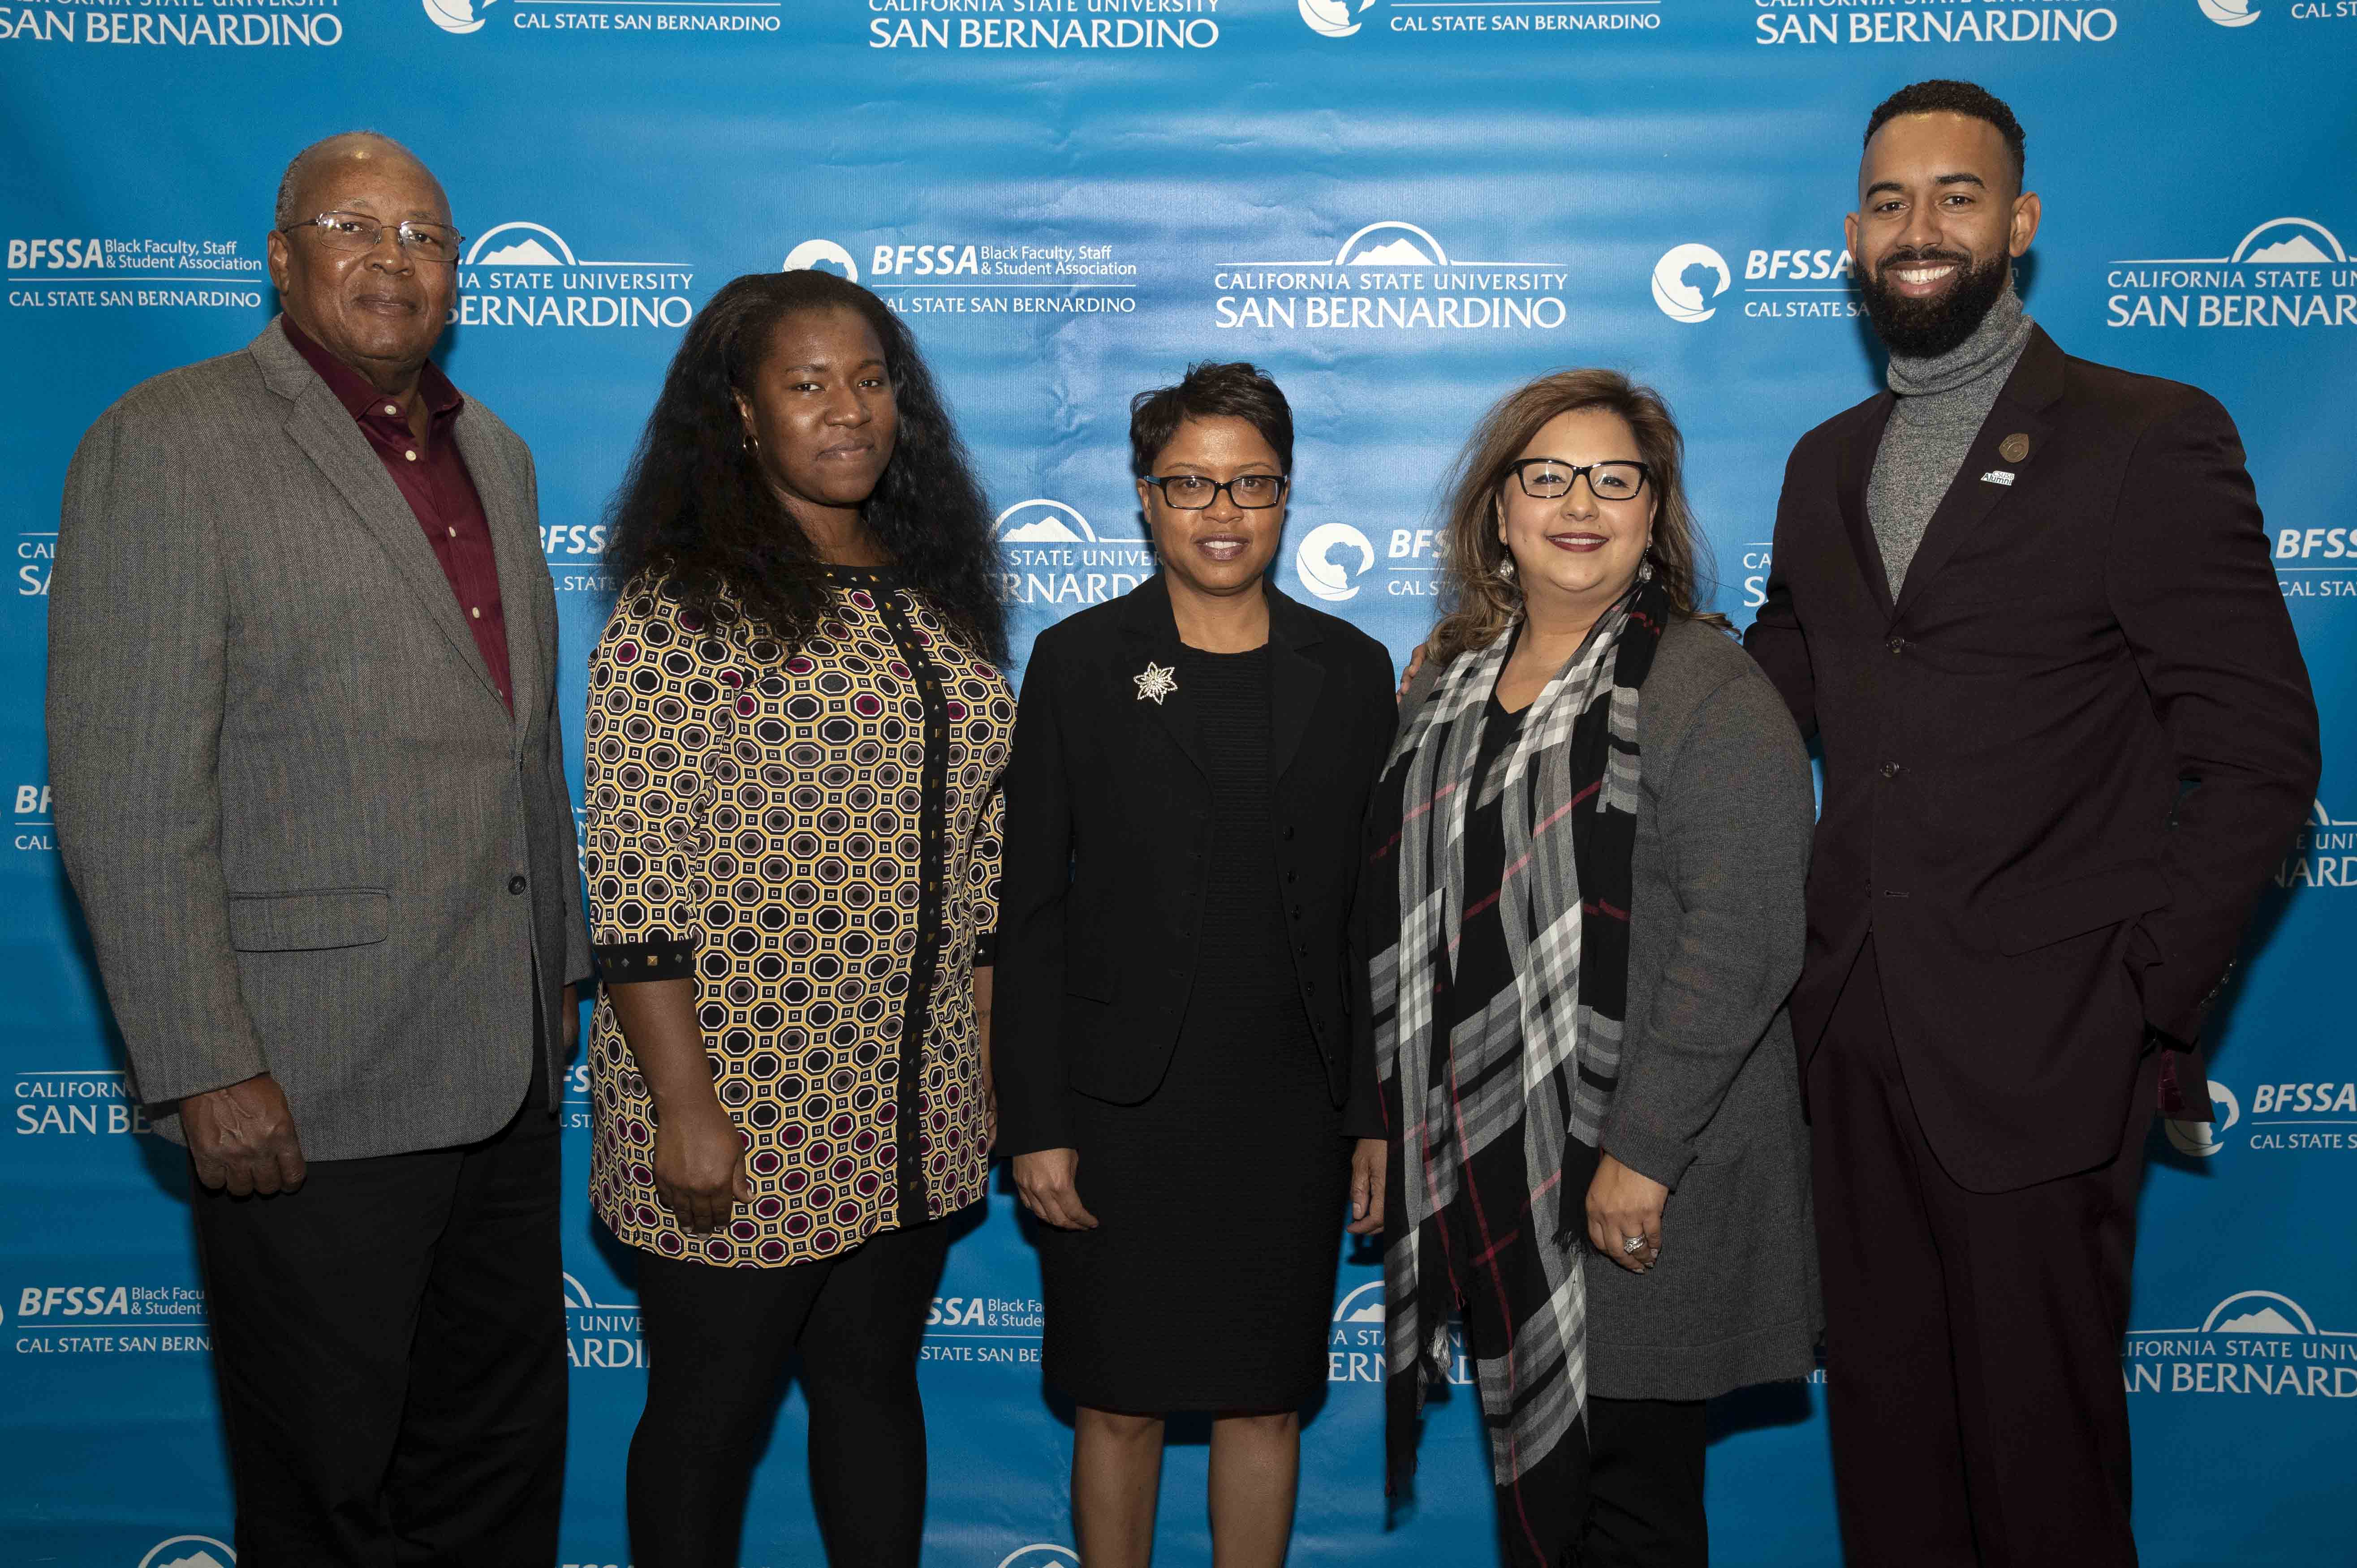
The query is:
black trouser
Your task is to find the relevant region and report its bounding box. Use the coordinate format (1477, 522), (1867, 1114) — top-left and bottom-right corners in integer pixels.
(626, 1219), (951, 1568)
(1579, 1396), (1709, 1568)
(1810, 939), (2155, 1568)
(189, 1090), (566, 1568)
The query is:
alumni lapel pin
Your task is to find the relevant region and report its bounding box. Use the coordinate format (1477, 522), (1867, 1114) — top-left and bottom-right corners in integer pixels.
(1133, 661), (1178, 705)
(1998, 432), (2032, 464)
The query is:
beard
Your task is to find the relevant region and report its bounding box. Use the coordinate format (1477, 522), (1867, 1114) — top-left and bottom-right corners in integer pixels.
(1857, 246), (2012, 359)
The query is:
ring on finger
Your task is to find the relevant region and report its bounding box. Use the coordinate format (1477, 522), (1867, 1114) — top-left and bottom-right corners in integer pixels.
(1620, 1234), (1649, 1256)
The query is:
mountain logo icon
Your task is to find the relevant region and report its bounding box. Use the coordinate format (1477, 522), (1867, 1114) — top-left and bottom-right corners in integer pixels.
(464, 223), (577, 269)
(2201, 1291), (2317, 1336)
(995, 500), (1099, 545)
(138, 1537), (236, 1568)
(2231, 219), (2345, 265)
(1334, 1280), (1386, 1323)
(995, 1547), (1080, 1568)
(1335, 222), (1448, 268)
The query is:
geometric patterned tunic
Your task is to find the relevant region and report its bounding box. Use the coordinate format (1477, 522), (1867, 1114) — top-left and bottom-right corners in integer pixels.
(583, 566), (1013, 1266)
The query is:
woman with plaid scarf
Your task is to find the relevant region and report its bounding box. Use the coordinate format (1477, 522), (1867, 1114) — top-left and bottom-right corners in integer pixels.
(1369, 371), (1820, 1566)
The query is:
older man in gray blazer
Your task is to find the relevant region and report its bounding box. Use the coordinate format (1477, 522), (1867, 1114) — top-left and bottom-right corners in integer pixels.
(47, 132), (590, 1565)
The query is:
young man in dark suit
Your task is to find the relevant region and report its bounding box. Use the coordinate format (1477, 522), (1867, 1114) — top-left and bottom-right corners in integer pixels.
(1744, 80), (2318, 1565)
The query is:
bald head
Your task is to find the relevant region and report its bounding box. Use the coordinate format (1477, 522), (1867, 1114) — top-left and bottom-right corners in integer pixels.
(273, 132), (446, 232)
(266, 131), (458, 397)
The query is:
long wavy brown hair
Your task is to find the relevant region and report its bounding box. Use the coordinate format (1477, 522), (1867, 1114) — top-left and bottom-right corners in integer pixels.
(1428, 369), (1726, 665)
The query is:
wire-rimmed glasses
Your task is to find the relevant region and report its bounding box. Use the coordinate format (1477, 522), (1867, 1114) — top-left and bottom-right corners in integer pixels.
(280, 210), (466, 266)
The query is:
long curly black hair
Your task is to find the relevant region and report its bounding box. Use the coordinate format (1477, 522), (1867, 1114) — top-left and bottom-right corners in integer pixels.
(604, 269), (1007, 662)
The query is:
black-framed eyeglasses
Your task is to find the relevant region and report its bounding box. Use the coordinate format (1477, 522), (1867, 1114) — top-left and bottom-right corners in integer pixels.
(280, 210), (466, 267)
(1506, 459), (1650, 503)
(1140, 473), (1289, 511)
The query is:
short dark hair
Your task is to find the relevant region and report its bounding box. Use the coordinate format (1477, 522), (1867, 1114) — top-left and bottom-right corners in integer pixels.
(1864, 79), (2025, 190)
(1128, 361), (1294, 478)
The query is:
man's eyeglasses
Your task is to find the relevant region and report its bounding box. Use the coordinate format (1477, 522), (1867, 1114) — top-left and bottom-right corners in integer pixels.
(1139, 473), (1288, 511)
(280, 211), (466, 267)
(1506, 459), (1651, 503)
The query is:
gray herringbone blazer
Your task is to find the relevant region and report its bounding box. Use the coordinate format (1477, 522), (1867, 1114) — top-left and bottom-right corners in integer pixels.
(47, 319), (593, 1160)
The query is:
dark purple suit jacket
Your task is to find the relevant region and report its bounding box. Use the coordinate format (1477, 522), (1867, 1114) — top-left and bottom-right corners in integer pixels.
(1745, 326), (2318, 1192)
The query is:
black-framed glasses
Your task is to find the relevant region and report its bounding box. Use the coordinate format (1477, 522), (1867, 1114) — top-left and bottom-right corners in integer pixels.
(1507, 459), (1650, 503)
(1140, 473), (1289, 511)
(280, 210), (466, 267)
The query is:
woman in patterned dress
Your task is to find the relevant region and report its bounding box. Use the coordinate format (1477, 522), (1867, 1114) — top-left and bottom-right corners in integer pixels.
(586, 270), (1012, 1568)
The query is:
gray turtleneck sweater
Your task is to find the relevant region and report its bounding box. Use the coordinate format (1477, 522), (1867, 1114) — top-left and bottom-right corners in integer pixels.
(1866, 286), (2034, 595)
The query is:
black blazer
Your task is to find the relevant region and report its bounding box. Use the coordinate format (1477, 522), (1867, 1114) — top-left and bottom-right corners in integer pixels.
(1745, 326), (2318, 1192)
(992, 574), (1397, 1157)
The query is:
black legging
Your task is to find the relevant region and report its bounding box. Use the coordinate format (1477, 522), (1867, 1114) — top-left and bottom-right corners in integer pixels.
(625, 1220), (950, 1568)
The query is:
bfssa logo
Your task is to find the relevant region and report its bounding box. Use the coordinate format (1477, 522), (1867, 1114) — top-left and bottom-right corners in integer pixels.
(1652, 245), (1731, 324)
(2195, 0), (2260, 25)
(2123, 1290), (2357, 1397)
(784, 238), (861, 284)
(2164, 1080), (2239, 1157)
(138, 1539), (235, 1568)
(1300, 0), (1376, 37)
(422, 0), (496, 34)
(1294, 523), (1376, 603)
(995, 1547), (1078, 1568)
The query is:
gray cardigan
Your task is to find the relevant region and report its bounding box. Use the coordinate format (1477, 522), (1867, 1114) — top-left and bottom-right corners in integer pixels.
(1583, 617), (1819, 1400)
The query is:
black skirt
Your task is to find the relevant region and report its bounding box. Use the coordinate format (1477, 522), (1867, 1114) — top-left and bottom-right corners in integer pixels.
(1037, 644), (1350, 1413)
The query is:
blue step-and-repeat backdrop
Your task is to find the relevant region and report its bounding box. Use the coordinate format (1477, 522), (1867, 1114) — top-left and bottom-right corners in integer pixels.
(4, 3), (2354, 1564)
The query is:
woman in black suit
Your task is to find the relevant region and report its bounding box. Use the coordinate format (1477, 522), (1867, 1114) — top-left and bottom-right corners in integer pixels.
(993, 361), (1395, 1567)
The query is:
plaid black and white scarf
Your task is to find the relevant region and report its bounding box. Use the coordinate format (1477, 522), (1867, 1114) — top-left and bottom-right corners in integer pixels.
(1370, 569), (1666, 1564)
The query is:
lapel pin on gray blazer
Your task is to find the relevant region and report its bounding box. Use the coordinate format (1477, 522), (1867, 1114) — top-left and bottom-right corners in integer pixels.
(45, 131), (592, 1565)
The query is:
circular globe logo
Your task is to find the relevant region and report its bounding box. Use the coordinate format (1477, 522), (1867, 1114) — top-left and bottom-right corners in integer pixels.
(1299, 0), (1372, 38)
(422, 0), (492, 34)
(782, 238), (860, 283)
(1294, 522), (1375, 603)
(1651, 244), (1730, 324)
(2164, 1080), (2240, 1158)
(2196, 0), (2260, 26)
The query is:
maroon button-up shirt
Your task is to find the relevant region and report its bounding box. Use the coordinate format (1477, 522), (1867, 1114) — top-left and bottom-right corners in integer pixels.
(283, 318), (514, 712)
